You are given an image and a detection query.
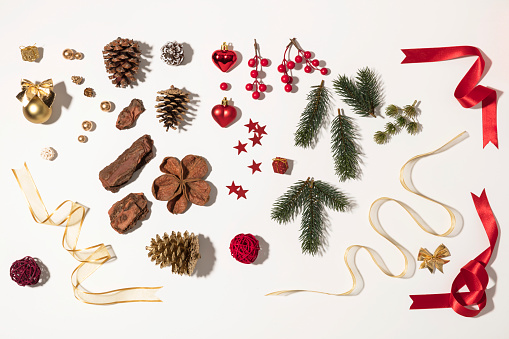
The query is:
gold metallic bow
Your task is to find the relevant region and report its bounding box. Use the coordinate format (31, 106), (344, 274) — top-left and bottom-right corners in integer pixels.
(418, 244), (451, 273)
(16, 79), (55, 107)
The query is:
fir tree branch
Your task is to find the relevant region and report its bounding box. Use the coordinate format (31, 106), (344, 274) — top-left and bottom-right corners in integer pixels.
(332, 67), (383, 118)
(294, 81), (332, 148)
(330, 109), (362, 181)
(300, 182), (324, 255)
(313, 180), (351, 212)
(271, 179), (310, 224)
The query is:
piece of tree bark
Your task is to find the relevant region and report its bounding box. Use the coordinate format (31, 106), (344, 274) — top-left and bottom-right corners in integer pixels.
(116, 99), (146, 130)
(108, 193), (149, 234)
(99, 134), (154, 192)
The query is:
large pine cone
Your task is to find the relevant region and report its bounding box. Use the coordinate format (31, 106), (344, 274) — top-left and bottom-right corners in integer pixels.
(146, 231), (200, 276)
(103, 37), (141, 88)
(155, 86), (189, 131)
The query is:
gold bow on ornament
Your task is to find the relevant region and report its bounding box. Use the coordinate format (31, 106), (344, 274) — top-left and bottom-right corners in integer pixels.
(16, 79), (55, 107)
(418, 244), (451, 273)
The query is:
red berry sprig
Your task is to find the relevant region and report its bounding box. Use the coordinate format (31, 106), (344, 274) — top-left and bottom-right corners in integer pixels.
(246, 39), (269, 100)
(278, 38), (329, 92)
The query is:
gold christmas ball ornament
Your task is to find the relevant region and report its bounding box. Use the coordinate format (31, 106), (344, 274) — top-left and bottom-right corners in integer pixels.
(82, 120), (93, 131)
(100, 101), (112, 112)
(78, 135), (88, 143)
(63, 48), (75, 60)
(20, 45), (39, 62)
(16, 79), (55, 124)
(74, 51), (84, 60)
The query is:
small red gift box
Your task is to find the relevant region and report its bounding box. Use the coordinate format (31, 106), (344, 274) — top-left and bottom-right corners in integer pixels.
(272, 157), (288, 174)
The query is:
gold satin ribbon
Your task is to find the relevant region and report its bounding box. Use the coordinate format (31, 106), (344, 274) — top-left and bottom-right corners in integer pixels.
(267, 131), (468, 296)
(16, 79), (55, 108)
(13, 164), (162, 304)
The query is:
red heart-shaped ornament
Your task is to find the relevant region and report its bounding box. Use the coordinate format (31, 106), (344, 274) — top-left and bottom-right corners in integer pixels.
(212, 98), (237, 128)
(212, 42), (238, 72)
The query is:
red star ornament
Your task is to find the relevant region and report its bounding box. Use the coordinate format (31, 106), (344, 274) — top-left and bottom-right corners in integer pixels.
(249, 134), (263, 147)
(236, 186), (248, 199)
(226, 181), (241, 195)
(233, 141), (248, 155)
(244, 119), (259, 133)
(248, 160), (262, 174)
(254, 124), (267, 136)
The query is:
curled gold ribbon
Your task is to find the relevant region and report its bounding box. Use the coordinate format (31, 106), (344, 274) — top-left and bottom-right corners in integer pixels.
(13, 163), (162, 305)
(16, 79), (55, 108)
(267, 131), (468, 296)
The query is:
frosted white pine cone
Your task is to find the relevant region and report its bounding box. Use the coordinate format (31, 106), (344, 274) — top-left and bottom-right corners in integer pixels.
(40, 147), (56, 161)
(161, 41), (184, 66)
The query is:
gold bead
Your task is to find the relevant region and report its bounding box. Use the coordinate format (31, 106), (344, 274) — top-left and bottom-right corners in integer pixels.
(63, 48), (75, 60)
(74, 51), (83, 60)
(84, 88), (95, 97)
(82, 120), (93, 131)
(100, 101), (112, 112)
(78, 135), (88, 143)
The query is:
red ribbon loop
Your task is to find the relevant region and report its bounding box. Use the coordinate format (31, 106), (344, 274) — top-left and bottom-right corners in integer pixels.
(409, 189), (498, 317)
(401, 46), (498, 148)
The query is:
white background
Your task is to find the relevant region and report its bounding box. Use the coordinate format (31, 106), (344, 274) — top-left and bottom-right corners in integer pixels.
(1, 0), (508, 338)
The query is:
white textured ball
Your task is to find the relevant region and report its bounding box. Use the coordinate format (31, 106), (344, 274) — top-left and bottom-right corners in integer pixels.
(40, 147), (56, 161)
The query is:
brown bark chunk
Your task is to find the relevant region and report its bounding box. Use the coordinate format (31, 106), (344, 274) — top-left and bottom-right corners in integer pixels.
(99, 134), (154, 192)
(108, 193), (149, 234)
(116, 99), (146, 130)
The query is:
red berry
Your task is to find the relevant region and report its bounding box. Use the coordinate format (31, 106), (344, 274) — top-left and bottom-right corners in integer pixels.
(259, 84), (267, 92)
(284, 84), (292, 92)
(304, 66), (312, 73)
(252, 91), (260, 99)
(281, 74), (290, 83)
(295, 55), (303, 63)
(311, 59), (320, 67)
(246, 83), (253, 91)
(304, 51), (312, 59)
(220, 82), (228, 90)
(287, 61), (295, 70)
(320, 68), (328, 75)
(250, 70), (258, 78)
(248, 58), (256, 67)
(277, 64), (286, 73)
(260, 58), (269, 67)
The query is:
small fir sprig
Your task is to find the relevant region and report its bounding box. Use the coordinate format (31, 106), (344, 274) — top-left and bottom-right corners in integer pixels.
(330, 109), (362, 181)
(332, 67), (382, 118)
(271, 178), (351, 255)
(294, 80), (332, 148)
(373, 100), (421, 144)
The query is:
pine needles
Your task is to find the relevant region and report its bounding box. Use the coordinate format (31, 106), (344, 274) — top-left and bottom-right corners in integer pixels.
(294, 80), (332, 148)
(332, 67), (382, 118)
(374, 100), (421, 144)
(271, 178), (351, 255)
(330, 109), (362, 181)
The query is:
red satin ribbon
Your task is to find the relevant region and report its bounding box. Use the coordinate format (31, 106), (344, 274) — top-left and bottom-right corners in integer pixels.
(409, 189), (498, 317)
(401, 46), (498, 148)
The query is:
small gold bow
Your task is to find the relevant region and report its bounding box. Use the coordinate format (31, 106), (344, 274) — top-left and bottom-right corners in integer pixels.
(16, 79), (55, 108)
(418, 244), (450, 273)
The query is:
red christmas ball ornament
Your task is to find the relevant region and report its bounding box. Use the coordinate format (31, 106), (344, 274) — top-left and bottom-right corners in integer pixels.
(10, 256), (41, 286)
(320, 68), (329, 75)
(272, 157), (289, 174)
(250, 70), (258, 78)
(248, 58), (256, 67)
(220, 82), (228, 90)
(229, 233), (260, 264)
(284, 84), (292, 92)
(211, 97), (237, 128)
(277, 64), (286, 73)
(281, 74), (290, 83)
(212, 42), (238, 72)
(287, 61), (296, 69)
(252, 91), (260, 99)
(260, 58), (269, 66)
(304, 51), (312, 59)
(295, 55), (303, 63)
(259, 84), (267, 92)
(311, 59), (320, 67)
(304, 65), (312, 73)
(245, 83), (253, 91)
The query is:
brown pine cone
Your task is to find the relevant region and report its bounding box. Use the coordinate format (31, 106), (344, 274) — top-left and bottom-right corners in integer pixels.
(103, 37), (141, 88)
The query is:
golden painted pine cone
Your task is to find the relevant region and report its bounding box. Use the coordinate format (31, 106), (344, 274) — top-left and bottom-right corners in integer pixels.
(155, 85), (189, 131)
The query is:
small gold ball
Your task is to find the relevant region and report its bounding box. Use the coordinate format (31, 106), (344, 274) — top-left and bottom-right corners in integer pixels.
(63, 48), (75, 60)
(78, 135), (88, 143)
(82, 120), (93, 131)
(74, 52), (83, 60)
(100, 101), (112, 112)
